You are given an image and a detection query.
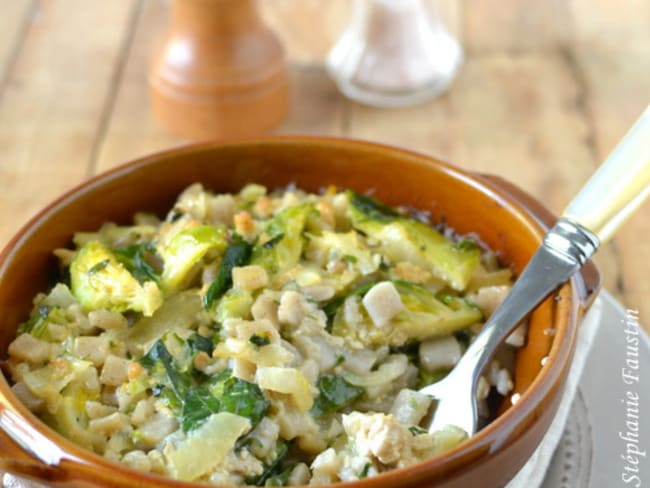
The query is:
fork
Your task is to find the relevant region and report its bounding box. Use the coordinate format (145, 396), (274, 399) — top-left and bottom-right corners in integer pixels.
(419, 105), (650, 437)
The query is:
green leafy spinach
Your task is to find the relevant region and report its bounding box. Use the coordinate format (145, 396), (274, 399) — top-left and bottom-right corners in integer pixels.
(111, 242), (161, 284)
(310, 374), (365, 418)
(180, 386), (220, 432)
(140, 342), (269, 433)
(204, 237), (252, 309)
(217, 374), (269, 428)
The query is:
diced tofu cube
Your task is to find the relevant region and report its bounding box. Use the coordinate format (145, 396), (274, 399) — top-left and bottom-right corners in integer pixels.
(362, 282), (404, 326)
(8, 334), (61, 364)
(469, 285), (510, 317)
(137, 413), (179, 448)
(88, 309), (128, 330)
(232, 265), (269, 291)
(278, 290), (304, 326)
(419, 336), (462, 372)
(251, 291), (280, 326)
(85, 401), (117, 419)
(99, 355), (130, 386)
(390, 389), (432, 425)
(131, 398), (155, 427)
(73, 336), (110, 367)
(89, 412), (130, 435)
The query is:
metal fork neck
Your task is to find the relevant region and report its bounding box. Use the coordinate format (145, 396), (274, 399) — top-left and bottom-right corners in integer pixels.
(460, 217), (599, 389)
(544, 218), (600, 268)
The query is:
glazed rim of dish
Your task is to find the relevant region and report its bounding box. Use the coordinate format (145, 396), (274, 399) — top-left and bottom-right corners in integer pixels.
(0, 136), (591, 487)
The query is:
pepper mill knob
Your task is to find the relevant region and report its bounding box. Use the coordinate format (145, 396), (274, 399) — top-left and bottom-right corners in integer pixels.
(150, 0), (289, 140)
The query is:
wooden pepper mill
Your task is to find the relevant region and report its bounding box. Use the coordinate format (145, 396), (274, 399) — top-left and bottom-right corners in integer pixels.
(150, 0), (289, 140)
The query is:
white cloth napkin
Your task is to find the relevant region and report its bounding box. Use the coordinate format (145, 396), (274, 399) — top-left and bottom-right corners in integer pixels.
(506, 295), (604, 488)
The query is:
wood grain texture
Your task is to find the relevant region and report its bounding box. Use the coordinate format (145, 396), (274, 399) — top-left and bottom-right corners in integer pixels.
(571, 0), (650, 50)
(576, 47), (650, 328)
(0, 0), (139, 245)
(564, 0), (649, 326)
(0, 0), (34, 87)
(275, 66), (347, 135)
(462, 0), (572, 52)
(0, 0), (647, 331)
(94, 0), (183, 174)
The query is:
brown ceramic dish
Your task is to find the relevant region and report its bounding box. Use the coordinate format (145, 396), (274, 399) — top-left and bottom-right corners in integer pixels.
(0, 137), (598, 487)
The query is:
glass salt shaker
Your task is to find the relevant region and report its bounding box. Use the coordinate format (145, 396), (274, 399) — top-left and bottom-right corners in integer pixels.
(326, 0), (463, 107)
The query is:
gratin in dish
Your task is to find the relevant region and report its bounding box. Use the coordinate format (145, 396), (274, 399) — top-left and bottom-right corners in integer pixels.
(4, 183), (524, 485)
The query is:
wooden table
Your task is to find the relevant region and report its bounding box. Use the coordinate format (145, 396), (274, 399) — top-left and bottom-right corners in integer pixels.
(0, 0), (648, 332)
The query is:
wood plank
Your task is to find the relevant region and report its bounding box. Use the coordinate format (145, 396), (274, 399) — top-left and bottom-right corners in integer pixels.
(275, 66), (346, 135)
(575, 47), (650, 332)
(570, 0), (650, 51)
(0, 0), (34, 87)
(0, 0), (139, 249)
(93, 0), (183, 174)
(462, 0), (572, 52)
(570, 0), (650, 332)
(343, 92), (455, 155)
